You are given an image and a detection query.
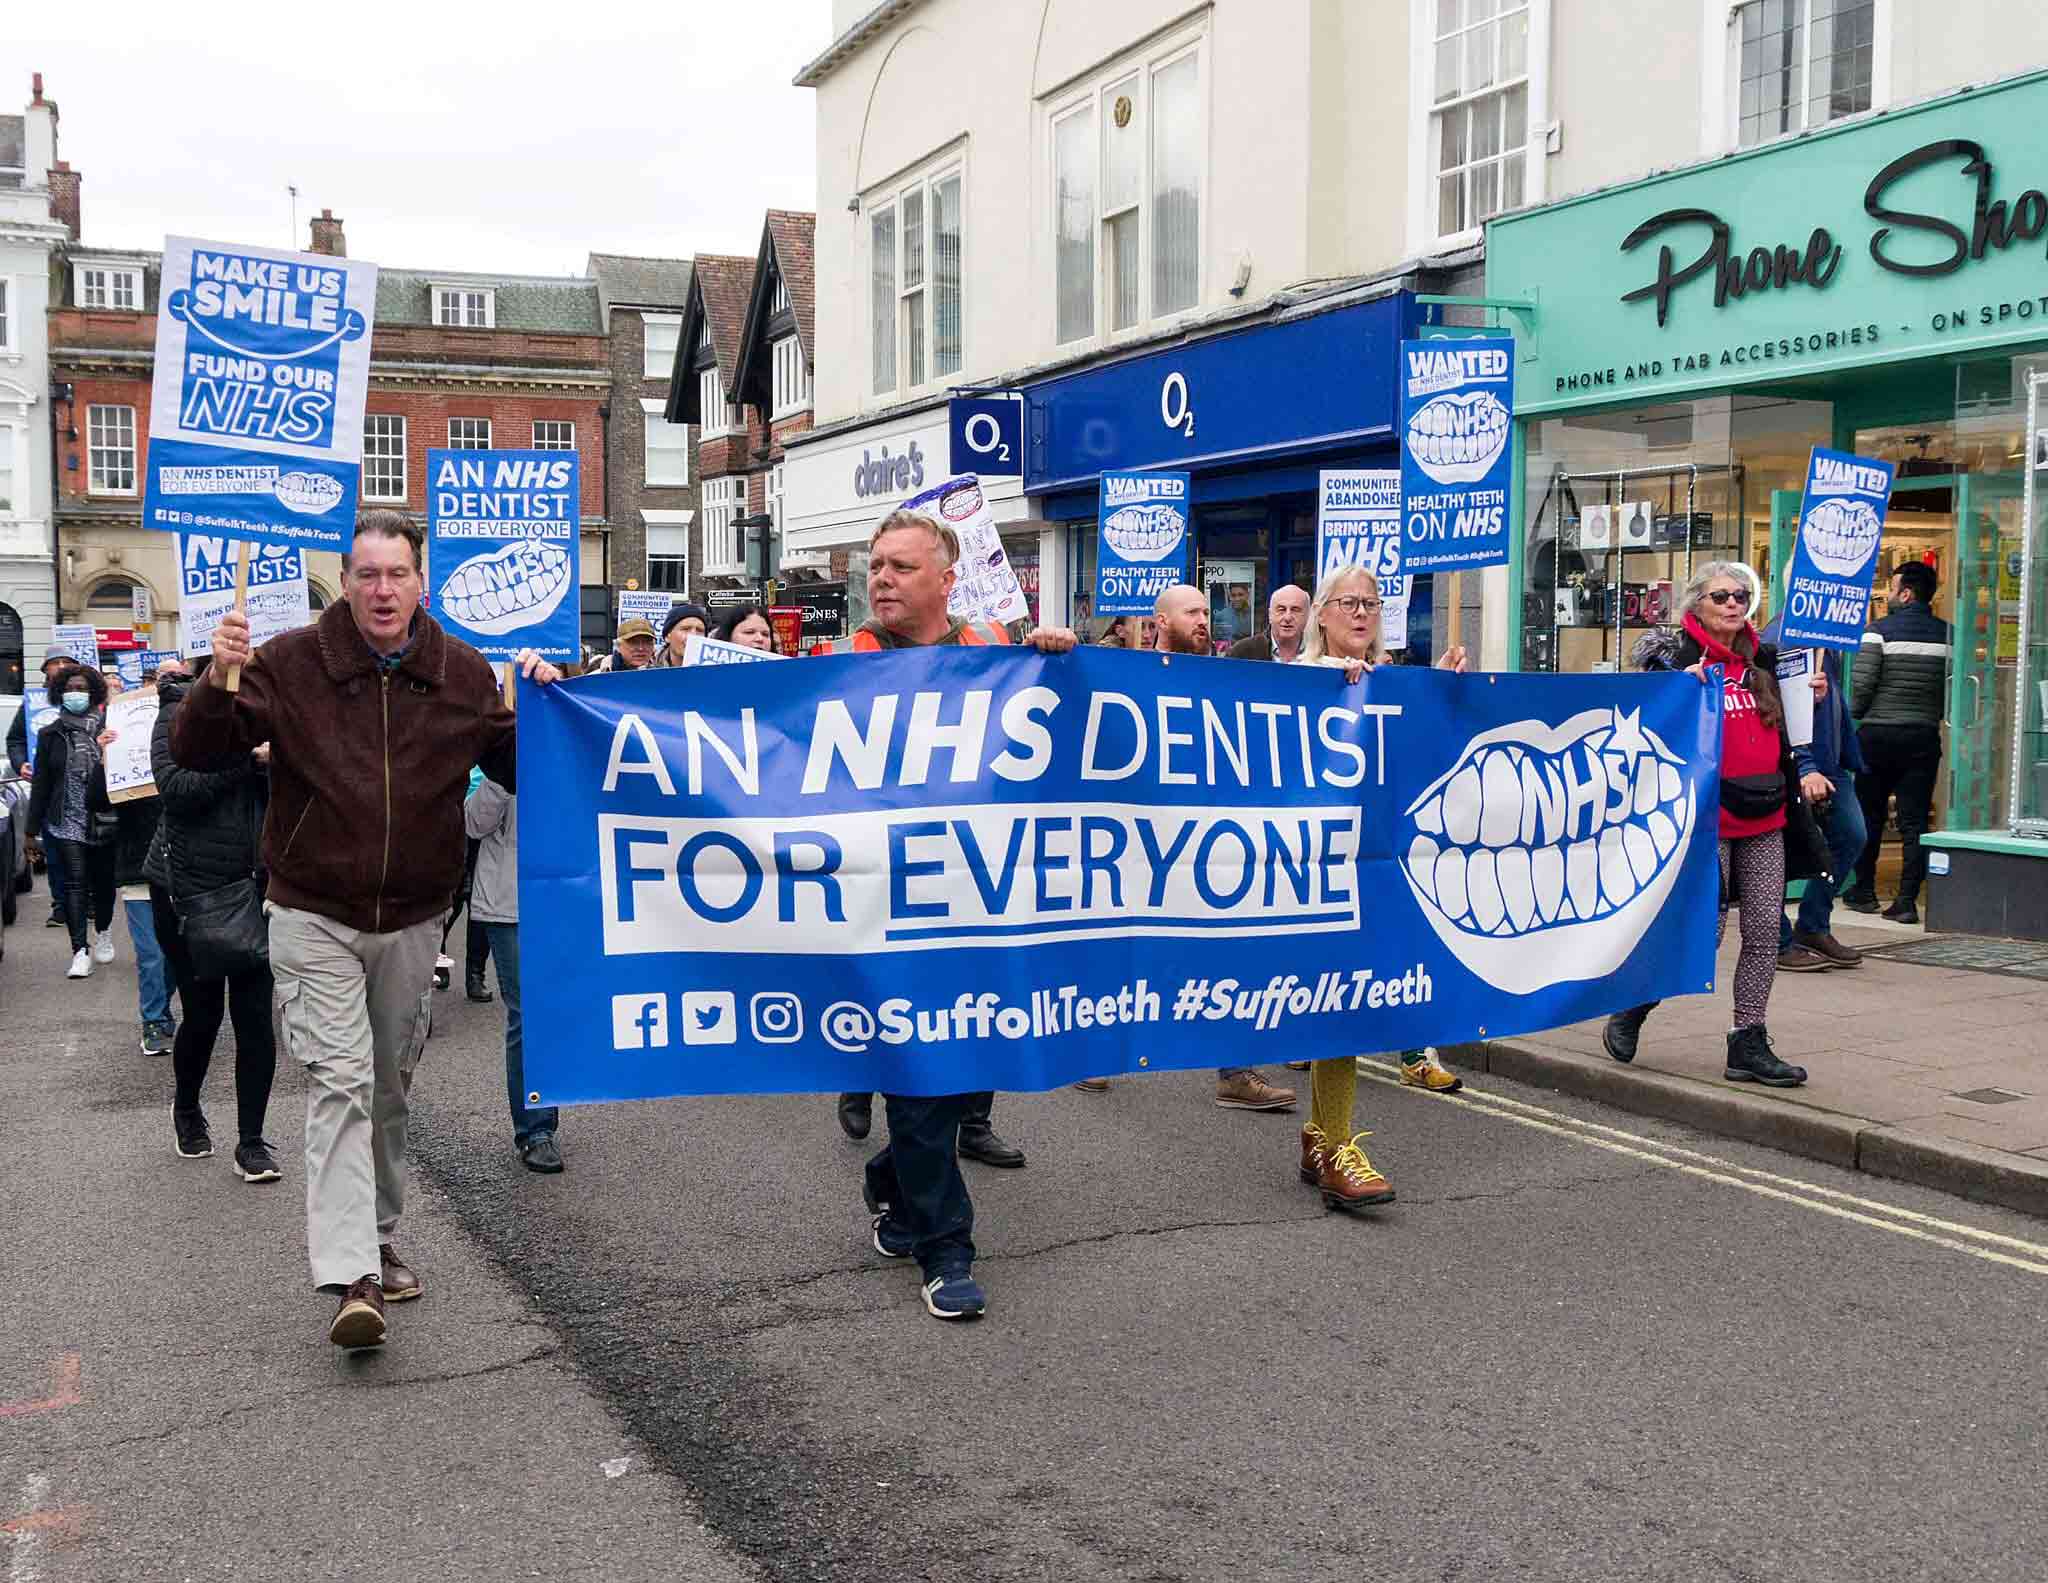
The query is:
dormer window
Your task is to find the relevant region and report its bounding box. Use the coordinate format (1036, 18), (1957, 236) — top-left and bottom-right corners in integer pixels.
(77, 265), (142, 311)
(434, 287), (495, 328)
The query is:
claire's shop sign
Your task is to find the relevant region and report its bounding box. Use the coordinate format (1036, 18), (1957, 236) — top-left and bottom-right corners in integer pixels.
(1486, 72), (2048, 414)
(852, 440), (926, 499)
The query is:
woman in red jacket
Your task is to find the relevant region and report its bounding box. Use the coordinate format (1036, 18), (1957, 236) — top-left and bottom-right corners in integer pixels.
(1606, 561), (1827, 1087)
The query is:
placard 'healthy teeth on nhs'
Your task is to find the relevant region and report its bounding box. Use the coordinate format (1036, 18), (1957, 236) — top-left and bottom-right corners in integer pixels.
(1405, 391), (1510, 486)
(1397, 706), (1697, 995)
(438, 539), (573, 636)
(1800, 497), (1884, 577)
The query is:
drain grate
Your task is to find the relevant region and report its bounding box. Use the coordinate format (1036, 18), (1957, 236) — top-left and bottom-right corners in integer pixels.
(1952, 1087), (2029, 1106)
(1855, 936), (2048, 981)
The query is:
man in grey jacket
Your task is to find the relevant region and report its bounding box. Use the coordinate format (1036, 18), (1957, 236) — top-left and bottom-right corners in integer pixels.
(466, 774), (559, 1173)
(1845, 561), (1950, 924)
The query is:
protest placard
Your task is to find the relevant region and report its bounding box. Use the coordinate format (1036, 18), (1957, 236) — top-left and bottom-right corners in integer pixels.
(1096, 471), (1190, 616)
(1399, 336), (1514, 574)
(1779, 447), (1898, 651)
(518, 653), (1721, 1103)
(1316, 470), (1411, 652)
(617, 590), (674, 631)
(143, 238), (377, 560)
(103, 691), (162, 803)
(50, 624), (98, 669)
(427, 449), (581, 668)
(681, 633), (784, 667)
(899, 474), (1028, 627)
(19, 699), (59, 772)
(178, 535), (310, 659)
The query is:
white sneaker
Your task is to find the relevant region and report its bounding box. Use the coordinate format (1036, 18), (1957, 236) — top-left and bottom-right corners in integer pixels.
(68, 949), (92, 979)
(92, 931), (116, 964)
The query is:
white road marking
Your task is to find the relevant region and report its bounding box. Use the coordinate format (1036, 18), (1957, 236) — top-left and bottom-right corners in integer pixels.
(8, 1473), (50, 1583)
(1357, 1059), (2048, 1277)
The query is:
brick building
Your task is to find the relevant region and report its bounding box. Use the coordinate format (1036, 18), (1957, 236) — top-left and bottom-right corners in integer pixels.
(48, 210), (613, 655)
(664, 212), (823, 633)
(586, 252), (696, 606)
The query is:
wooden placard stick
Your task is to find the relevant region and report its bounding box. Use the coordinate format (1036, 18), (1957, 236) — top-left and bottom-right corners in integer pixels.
(502, 660), (517, 710)
(224, 541), (251, 694)
(1446, 570), (1462, 663)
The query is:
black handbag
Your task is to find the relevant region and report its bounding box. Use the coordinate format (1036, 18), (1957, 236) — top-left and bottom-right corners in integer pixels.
(1718, 772), (1785, 820)
(168, 812), (268, 982)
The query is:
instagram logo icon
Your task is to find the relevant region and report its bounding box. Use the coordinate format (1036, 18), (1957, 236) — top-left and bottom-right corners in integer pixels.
(749, 992), (804, 1044)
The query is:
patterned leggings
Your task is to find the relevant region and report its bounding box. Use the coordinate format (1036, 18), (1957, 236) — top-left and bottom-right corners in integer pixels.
(1310, 1057), (1358, 1143)
(1718, 832), (1785, 1029)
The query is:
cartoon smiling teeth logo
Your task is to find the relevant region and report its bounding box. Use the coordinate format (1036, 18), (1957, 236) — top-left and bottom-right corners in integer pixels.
(1406, 391), (1510, 486)
(1399, 706), (1697, 996)
(1102, 503), (1186, 563)
(273, 471), (344, 516)
(438, 540), (573, 636)
(1801, 498), (1884, 578)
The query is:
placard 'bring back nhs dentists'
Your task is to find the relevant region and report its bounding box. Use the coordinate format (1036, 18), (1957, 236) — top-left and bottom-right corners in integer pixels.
(143, 237), (379, 556)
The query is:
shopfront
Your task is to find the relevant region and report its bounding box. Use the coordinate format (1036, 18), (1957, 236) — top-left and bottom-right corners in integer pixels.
(1487, 70), (2048, 936)
(1021, 286), (1433, 654)
(782, 401), (1044, 633)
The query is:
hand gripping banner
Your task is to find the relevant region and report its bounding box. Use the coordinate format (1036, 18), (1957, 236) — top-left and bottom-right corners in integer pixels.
(517, 649), (1723, 1103)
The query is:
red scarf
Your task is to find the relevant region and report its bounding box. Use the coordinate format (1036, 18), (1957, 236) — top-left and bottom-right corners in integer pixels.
(1685, 611), (1785, 837)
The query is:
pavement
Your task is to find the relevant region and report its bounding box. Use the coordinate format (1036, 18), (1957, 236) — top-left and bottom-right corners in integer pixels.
(1457, 911), (2048, 1219)
(9, 888), (2048, 1580)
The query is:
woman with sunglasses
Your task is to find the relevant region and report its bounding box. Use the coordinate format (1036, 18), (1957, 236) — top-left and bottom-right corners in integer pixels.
(1610, 561), (1829, 1086)
(1294, 566), (1467, 1211)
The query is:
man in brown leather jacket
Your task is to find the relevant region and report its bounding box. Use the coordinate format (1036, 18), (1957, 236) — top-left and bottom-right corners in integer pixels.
(172, 511), (561, 1350)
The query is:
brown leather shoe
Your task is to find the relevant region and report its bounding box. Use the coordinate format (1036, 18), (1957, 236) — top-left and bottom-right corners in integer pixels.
(378, 1243), (422, 1303)
(329, 1276), (387, 1348)
(1792, 928), (1862, 967)
(1216, 1071), (1297, 1111)
(1300, 1123), (1330, 1184)
(1317, 1135), (1396, 1212)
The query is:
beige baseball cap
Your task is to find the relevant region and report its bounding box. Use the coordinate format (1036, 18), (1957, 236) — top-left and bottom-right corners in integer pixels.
(617, 617), (656, 641)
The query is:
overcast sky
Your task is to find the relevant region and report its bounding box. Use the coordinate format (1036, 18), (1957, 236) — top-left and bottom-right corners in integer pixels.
(4, 1), (829, 276)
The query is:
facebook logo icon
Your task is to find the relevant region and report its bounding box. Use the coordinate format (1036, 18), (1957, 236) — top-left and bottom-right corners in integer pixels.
(612, 993), (669, 1050)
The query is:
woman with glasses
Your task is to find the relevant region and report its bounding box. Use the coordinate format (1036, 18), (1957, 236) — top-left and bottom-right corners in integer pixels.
(1293, 566), (1466, 1212)
(1610, 561), (1829, 1086)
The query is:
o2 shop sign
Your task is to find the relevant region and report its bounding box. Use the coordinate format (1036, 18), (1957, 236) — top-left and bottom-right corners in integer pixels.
(1619, 137), (2048, 327)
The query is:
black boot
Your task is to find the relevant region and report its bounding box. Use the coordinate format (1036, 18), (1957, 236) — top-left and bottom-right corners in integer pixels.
(1602, 1003), (1657, 1065)
(1724, 1025), (1806, 1087)
(836, 1092), (872, 1141)
(465, 965), (494, 1003)
(958, 1118), (1026, 1169)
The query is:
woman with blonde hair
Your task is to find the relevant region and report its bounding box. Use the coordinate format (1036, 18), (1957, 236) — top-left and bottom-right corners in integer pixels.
(1295, 565), (1467, 1211)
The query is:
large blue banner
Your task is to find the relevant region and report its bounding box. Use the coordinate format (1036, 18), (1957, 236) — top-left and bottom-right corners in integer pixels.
(518, 649), (1722, 1104)
(427, 448), (581, 663)
(1780, 447), (1897, 651)
(1399, 335), (1514, 573)
(1095, 470), (1190, 616)
(143, 236), (378, 555)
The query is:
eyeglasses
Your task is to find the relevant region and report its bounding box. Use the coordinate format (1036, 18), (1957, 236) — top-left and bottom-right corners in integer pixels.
(1703, 588), (1752, 608)
(1329, 595), (1384, 614)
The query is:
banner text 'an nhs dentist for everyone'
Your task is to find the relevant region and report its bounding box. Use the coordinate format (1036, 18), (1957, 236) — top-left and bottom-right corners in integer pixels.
(517, 649), (1723, 1103)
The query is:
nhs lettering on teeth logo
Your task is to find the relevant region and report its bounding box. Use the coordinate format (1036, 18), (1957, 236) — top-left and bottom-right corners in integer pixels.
(1398, 706), (1696, 996)
(1800, 498), (1884, 578)
(438, 540), (574, 635)
(1101, 502), (1187, 563)
(1405, 392), (1510, 486)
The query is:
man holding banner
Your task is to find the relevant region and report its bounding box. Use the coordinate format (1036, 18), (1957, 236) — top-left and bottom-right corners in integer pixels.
(823, 507), (1076, 1320)
(172, 511), (563, 1350)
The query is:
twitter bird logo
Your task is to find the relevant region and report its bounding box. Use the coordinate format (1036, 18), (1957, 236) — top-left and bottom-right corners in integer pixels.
(679, 991), (737, 1046)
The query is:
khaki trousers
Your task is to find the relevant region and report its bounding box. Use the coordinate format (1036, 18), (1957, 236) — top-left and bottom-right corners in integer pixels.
(269, 904), (438, 1290)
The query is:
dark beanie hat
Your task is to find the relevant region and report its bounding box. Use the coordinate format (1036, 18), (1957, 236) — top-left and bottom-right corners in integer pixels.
(661, 602), (710, 639)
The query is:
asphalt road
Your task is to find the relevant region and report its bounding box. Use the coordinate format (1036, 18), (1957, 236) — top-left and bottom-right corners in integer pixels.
(4, 900), (2046, 1582)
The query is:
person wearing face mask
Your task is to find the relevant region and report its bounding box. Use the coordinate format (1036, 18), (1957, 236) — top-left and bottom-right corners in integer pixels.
(1290, 567), (1468, 1212)
(712, 606), (781, 654)
(1612, 562), (1832, 1087)
(25, 663), (119, 980)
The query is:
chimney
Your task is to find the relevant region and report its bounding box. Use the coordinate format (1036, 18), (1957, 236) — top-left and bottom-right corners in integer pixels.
(48, 160), (80, 241)
(25, 70), (60, 188)
(308, 208), (346, 258)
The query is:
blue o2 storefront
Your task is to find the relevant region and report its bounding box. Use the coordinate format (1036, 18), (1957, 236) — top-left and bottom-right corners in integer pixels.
(1022, 286), (1432, 656)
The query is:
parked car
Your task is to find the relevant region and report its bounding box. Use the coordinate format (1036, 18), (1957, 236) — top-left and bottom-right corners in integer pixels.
(0, 764), (26, 957)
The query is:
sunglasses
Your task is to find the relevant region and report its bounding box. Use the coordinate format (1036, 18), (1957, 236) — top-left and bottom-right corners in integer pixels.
(1704, 588), (1752, 608)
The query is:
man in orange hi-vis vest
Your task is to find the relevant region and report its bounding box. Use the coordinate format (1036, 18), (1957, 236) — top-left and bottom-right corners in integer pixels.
(816, 507), (1076, 1321)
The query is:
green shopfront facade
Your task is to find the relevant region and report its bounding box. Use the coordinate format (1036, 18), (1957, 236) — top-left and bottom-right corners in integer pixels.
(1487, 70), (2048, 939)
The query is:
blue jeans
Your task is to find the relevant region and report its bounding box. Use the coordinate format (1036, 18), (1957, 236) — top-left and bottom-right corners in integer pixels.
(125, 896), (171, 1024)
(1781, 774), (1869, 945)
(865, 1092), (976, 1279)
(483, 923), (557, 1145)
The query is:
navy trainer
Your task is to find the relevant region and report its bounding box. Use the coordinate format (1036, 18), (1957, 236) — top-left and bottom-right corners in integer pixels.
(921, 1269), (987, 1321)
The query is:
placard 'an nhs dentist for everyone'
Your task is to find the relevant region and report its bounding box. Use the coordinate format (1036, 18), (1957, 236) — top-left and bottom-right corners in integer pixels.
(144, 237), (378, 556)
(427, 448), (582, 663)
